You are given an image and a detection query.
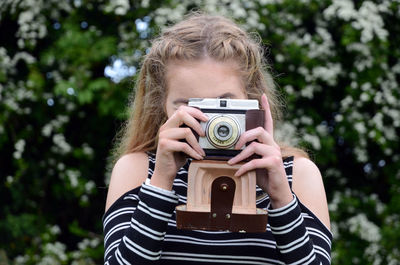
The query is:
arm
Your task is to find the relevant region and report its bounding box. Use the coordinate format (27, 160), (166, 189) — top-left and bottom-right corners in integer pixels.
(292, 157), (330, 230)
(103, 153), (179, 264)
(105, 152), (148, 213)
(267, 157), (332, 265)
(104, 106), (207, 264)
(228, 94), (332, 264)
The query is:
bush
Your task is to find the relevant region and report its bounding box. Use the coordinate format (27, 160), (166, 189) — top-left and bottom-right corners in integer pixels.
(1, 0), (399, 264)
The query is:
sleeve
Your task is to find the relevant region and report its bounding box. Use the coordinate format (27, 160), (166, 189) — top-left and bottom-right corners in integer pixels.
(267, 194), (332, 265)
(103, 179), (179, 265)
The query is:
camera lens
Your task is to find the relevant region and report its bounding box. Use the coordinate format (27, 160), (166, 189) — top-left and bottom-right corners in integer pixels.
(217, 125), (229, 138)
(213, 122), (233, 142)
(206, 115), (240, 149)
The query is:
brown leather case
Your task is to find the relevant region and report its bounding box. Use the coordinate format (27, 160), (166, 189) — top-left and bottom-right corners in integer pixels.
(176, 167), (268, 233)
(176, 205), (268, 233)
(245, 109), (265, 131)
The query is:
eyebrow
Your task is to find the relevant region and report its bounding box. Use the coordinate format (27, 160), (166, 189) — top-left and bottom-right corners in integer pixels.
(173, 98), (189, 105)
(218, 92), (236, 99)
(173, 92), (236, 105)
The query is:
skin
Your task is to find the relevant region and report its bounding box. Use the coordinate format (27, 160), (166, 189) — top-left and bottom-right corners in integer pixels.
(105, 58), (330, 230)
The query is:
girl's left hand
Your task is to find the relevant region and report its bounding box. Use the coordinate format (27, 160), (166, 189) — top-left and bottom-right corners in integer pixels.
(227, 94), (293, 209)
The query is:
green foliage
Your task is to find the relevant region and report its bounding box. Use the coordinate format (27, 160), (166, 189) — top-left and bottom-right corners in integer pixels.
(1, 0), (399, 264)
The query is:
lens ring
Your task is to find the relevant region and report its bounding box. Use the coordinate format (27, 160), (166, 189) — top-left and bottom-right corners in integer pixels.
(206, 115), (240, 149)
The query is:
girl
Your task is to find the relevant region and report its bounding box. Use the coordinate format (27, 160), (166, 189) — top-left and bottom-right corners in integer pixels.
(103, 13), (332, 265)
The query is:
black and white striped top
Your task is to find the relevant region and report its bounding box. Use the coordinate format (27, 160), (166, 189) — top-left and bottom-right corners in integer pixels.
(103, 153), (332, 264)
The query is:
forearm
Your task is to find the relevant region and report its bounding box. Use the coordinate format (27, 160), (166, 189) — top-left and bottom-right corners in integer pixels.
(268, 194), (332, 265)
(104, 180), (179, 264)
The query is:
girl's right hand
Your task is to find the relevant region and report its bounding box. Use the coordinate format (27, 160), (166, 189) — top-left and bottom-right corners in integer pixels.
(150, 106), (208, 190)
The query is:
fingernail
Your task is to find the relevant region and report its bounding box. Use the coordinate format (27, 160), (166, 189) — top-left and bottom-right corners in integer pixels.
(200, 149), (206, 157)
(201, 115), (208, 121)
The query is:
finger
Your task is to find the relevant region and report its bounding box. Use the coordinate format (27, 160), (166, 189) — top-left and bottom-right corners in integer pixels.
(235, 126), (278, 150)
(159, 138), (203, 160)
(164, 106), (208, 136)
(176, 141), (204, 160)
(228, 142), (278, 165)
(234, 156), (281, 177)
(181, 105), (209, 122)
(160, 127), (205, 156)
(261, 94), (274, 137)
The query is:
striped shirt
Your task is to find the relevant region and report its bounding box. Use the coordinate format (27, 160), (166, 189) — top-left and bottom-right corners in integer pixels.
(103, 153), (332, 264)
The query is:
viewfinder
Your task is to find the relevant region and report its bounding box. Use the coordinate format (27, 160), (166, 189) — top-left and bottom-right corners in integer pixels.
(220, 100), (227, 107)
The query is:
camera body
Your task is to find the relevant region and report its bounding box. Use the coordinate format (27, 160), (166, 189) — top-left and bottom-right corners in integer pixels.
(188, 98), (262, 160)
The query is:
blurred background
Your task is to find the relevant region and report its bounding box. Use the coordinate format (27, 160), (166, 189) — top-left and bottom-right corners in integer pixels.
(0, 0), (399, 264)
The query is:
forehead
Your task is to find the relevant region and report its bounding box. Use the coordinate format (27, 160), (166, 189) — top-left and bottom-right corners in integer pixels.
(165, 58), (246, 99)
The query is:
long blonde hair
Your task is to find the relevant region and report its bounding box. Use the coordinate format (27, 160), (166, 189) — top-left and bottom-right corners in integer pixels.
(114, 13), (308, 161)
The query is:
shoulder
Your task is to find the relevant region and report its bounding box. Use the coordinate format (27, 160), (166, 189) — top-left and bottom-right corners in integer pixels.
(105, 152), (149, 212)
(292, 156), (331, 230)
(292, 156), (321, 178)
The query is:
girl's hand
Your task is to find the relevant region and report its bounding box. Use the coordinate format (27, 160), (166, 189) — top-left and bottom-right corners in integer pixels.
(227, 94), (293, 208)
(151, 106), (208, 190)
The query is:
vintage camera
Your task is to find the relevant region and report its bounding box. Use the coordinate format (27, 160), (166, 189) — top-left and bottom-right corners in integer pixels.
(188, 98), (264, 160)
(176, 98), (268, 232)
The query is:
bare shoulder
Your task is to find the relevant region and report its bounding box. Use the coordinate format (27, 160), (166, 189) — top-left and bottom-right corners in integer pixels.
(105, 152), (149, 212)
(292, 156), (331, 230)
(292, 156), (321, 178)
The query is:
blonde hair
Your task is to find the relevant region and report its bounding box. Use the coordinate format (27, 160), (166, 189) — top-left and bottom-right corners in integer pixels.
(113, 13), (308, 161)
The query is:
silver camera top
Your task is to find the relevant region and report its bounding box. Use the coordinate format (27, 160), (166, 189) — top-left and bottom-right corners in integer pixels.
(188, 98), (259, 110)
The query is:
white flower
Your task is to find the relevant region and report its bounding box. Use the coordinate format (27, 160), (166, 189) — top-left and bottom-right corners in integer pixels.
(275, 54), (285, 63)
(323, 0), (356, 21)
(347, 213), (381, 242)
(90, 237), (100, 247)
(275, 121), (300, 147)
(13, 139), (26, 159)
(354, 146), (368, 162)
(364, 243), (382, 264)
(335, 114), (343, 122)
(312, 63), (342, 86)
(42, 124), (52, 137)
(303, 133), (321, 150)
(316, 124), (329, 136)
(80, 194), (89, 204)
(50, 225), (61, 235)
(354, 122), (367, 134)
(6, 176), (14, 185)
(104, 0), (130, 15)
(141, 0), (150, 8)
(52, 134), (72, 154)
(85, 181), (95, 193)
(82, 143), (94, 157)
(300, 116), (313, 125)
(42, 242), (67, 262)
(324, 0), (388, 43)
(14, 255), (29, 264)
(66, 170), (80, 188)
